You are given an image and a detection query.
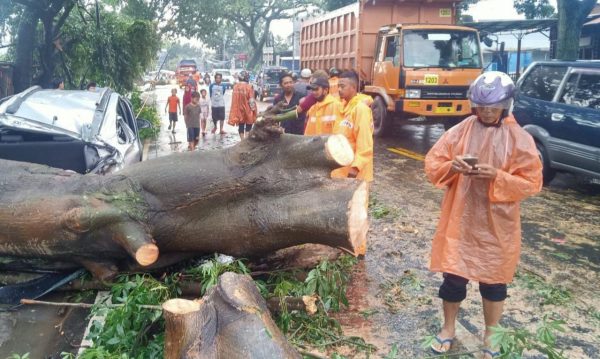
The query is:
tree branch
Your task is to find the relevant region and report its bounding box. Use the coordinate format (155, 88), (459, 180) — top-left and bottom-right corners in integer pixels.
(53, 2), (75, 39)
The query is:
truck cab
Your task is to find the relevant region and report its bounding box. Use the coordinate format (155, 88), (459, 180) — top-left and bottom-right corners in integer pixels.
(366, 24), (483, 134)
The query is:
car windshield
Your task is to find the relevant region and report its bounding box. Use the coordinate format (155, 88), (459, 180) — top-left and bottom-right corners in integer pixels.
(265, 70), (284, 83)
(403, 30), (481, 68)
(219, 71), (231, 76)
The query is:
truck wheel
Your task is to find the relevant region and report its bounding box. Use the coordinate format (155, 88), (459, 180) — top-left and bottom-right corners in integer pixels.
(536, 142), (556, 185)
(372, 96), (391, 137)
(442, 117), (462, 131)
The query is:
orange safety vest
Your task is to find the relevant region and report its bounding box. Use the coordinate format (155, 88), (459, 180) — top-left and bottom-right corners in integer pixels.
(328, 77), (339, 98)
(331, 95), (374, 182)
(304, 94), (342, 136)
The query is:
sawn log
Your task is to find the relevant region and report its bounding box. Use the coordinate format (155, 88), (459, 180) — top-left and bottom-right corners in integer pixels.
(0, 120), (369, 280)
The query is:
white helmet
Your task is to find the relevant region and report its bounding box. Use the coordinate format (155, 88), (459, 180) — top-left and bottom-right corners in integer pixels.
(300, 68), (312, 79)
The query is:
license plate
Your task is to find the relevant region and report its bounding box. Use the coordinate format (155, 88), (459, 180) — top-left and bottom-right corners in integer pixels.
(424, 74), (439, 85)
(435, 107), (454, 114)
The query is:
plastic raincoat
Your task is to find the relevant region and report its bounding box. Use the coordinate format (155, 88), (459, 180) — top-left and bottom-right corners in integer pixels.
(425, 114), (542, 284)
(331, 95), (374, 182)
(304, 94), (342, 135)
(228, 82), (257, 126)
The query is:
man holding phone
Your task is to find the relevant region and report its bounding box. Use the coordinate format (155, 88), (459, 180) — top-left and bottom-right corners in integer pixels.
(424, 72), (543, 358)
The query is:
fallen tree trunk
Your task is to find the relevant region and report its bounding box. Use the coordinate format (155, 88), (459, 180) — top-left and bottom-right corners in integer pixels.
(0, 120), (369, 280)
(163, 272), (301, 359)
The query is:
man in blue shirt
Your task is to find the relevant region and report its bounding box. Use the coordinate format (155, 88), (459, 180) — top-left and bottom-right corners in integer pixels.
(209, 73), (228, 134)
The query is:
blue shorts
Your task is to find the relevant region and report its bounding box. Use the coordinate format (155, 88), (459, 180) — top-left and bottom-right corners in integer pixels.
(187, 127), (200, 142)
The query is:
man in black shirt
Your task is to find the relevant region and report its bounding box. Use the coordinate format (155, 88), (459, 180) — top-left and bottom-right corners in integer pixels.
(272, 73), (306, 135)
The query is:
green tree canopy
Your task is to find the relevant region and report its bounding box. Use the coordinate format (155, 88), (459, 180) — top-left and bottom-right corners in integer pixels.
(514, 0), (556, 19)
(4, 0), (160, 92)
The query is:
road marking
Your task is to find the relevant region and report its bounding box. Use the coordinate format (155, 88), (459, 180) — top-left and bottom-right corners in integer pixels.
(387, 147), (425, 161)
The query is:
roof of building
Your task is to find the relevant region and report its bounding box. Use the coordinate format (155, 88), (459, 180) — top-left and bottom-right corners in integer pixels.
(463, 19), (556, 35)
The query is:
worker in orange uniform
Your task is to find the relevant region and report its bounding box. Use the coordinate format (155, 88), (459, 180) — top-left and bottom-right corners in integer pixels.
(193, 71), (201, 87)
(328, 67), (340, 98)
(425, 72), (542, 358)
(304, 76), (342, 136)
(331, 71), (374, 182)
(228, 70), (257, 139)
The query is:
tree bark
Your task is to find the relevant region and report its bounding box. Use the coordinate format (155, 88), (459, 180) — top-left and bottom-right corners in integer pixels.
(13, 7), (38, 92)
(556, 0), (597, 60)
(162, 272), (301, 359)
(0, 122), (368, 280)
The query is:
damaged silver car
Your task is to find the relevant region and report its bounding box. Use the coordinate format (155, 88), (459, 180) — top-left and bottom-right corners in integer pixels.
(0, 86), (151, 174)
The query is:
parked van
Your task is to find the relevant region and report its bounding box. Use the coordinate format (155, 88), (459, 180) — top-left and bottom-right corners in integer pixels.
(513, 61), (600, 184)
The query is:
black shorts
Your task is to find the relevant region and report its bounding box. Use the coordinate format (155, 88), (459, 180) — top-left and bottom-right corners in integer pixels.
(187, 127), (200, 142)
(169, 112), (178, 122)
(212, 107), (225, 122)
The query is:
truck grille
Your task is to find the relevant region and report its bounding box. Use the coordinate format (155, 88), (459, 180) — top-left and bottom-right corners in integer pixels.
(409, 86), (469, 99)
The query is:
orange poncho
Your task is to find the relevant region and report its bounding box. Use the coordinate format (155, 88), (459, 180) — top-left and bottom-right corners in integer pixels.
(331, 95), (374, 182)
(424, 115), (542, 284)
(228, 82), (257, 126)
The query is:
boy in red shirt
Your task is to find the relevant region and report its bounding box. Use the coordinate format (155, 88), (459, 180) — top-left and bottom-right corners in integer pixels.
(165, 88), (181, 133)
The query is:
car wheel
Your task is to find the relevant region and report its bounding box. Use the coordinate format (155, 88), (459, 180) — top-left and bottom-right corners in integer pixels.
(372, 96), (391, 137)
(536, 142), (556, 185)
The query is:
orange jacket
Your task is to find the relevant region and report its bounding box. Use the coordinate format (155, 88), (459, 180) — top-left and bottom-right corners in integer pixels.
(331, 95), (374, 182)
(304, 94), (342, 135)
(328, 77), (339, 98)
(424, 115), (542, 283)
(228, 82), (257, 126)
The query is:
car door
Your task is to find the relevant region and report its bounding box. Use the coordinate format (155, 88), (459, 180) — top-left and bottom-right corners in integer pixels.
(513, 63), (568, 162)
(117, 98), (143, 165)
(553, 69), (600, 175)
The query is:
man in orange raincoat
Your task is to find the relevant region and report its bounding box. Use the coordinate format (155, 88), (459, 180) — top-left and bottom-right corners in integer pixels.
(228, 71), (257, 139)
(328, 67), (340, 98)
(304, 76), (342, 136)
(331, 71), (374, 182)
(425, 72), (542, 358)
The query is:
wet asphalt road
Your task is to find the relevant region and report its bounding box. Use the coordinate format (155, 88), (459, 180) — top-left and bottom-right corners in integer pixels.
(1, 85), (598, 358)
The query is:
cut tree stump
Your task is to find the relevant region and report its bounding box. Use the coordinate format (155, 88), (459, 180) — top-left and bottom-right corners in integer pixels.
(162, 272), (301, 359)
(0, 120), (369, 280)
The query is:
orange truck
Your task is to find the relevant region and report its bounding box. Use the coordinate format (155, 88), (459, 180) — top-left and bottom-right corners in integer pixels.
(301, 0), (483, 136)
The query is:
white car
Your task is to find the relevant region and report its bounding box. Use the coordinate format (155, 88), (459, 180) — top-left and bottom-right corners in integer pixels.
(211, 69), (236, 89)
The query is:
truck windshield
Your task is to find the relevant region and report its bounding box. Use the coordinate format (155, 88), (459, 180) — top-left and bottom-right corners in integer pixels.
(403, 30), (481, 68)
(265, 71), (284, 83)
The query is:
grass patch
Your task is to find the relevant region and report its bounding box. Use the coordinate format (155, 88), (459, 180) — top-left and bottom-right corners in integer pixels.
(515, 271), (572, 306)
(369, 194), (399, 220)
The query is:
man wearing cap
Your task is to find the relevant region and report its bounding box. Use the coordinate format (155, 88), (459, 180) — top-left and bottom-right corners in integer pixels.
(304, 76), (342, 136)
(331, 70), (374, 182)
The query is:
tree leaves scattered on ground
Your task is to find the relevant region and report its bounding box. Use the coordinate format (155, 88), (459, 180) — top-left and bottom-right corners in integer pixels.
(78, 254), (370, 357)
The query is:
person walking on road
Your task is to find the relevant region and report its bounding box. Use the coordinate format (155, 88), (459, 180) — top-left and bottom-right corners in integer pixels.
(209, 73), (227, 135)
(272, 73), (305, 135)
(424, 72), (542, 358)
(331, 70), (374, 182)
(183, 92), (202, 151)
(199, 89), (211, 136)
(304, 76), (342, 136)
(228, 71), (257, 139)
(165, 88), (182, 132)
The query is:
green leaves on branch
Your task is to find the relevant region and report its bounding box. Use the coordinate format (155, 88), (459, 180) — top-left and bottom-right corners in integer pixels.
(489, 316), (567, 359)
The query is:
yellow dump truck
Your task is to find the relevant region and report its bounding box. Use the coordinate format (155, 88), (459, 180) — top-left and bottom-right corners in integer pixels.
(301, 0), (483, 135)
